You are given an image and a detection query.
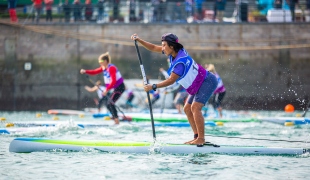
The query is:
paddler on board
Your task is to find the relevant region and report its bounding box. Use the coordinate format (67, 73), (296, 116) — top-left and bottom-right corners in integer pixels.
(131, 33), (218, 146)
(80, 52), (125, 125)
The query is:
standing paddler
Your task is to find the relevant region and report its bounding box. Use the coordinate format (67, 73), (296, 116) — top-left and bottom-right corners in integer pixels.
(80, 52), (125, 124)
(131, 33), (218, 146)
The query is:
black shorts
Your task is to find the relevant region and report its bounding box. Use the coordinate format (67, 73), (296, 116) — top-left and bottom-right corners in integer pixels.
(212, 91), (226, 109)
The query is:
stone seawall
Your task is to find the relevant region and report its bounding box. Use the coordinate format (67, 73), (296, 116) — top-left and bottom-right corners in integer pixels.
(0, 22), (309, 111)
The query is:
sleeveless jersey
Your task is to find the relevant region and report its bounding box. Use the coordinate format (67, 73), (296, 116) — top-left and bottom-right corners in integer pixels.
(214, 73), (226, 93)
(167, 49), (206, 95)
(103, 64), (124, 88)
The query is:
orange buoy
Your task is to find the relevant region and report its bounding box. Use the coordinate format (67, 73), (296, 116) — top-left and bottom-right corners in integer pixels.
(285, 104), (294, 113)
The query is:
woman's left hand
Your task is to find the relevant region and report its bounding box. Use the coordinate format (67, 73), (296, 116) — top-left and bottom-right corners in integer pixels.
(102, 90), (108, 96)
(144, 84), (152, 92)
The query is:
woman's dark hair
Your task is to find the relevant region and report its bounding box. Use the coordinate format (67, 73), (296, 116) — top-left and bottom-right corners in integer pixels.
(166, 41), (183, 52)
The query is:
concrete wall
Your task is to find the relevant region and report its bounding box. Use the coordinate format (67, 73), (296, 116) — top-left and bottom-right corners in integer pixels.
(0, 22), (309, 111)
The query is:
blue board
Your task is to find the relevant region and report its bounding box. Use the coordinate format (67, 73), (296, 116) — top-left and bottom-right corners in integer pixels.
(92, 113), (110, 118)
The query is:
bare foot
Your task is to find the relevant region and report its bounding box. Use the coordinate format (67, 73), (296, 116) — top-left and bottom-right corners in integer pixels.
(189, 138), (205, 145)
(114, 118), (120, 125)
(184, 138), (197, 144)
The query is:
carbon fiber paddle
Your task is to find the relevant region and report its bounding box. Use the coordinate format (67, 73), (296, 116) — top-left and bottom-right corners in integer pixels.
(134, 40), (156, 140)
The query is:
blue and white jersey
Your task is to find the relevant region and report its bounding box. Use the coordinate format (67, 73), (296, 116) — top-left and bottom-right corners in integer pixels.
(103, 64), (123, 88)
(167, 49), (206, 95)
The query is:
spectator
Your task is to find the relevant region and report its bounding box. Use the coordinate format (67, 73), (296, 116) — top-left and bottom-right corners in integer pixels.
(173, 2), (182, 21)
(97, 0), (104, 22)
(138, 9), (144, 22)
(8, 0), (18, 22)
(185, 0), (193, 19)
(151, 0), (159, 22)
(113, 0), (120, 21)
(63, 0), (71, 23)
(32, 0), (43, 23)
(274, 0), (282, 9)
(157, 0), (166, 22)
(306, 0), (310, 22)
(44, 0), (54, 22)
(85, 0), (93, 21)
(73, 0), (82, 22)
(213, 0), (226, 22)
(287, 0), (298, 21)
(129, 0), (136, 22)
(195, 0), (203, 20)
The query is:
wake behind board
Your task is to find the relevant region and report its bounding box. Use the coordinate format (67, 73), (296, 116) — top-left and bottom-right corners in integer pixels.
(9, 138), (309, 155)
(0, 127), (57, 134)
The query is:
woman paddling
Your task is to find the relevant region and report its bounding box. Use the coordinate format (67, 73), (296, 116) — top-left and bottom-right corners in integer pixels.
(131, 33), (218, 145)
(207, 64), (226, 118)
(80, 52), (125, 124)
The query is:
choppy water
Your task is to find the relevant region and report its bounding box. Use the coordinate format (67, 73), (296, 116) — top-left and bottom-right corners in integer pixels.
(1, 110), (310, 179)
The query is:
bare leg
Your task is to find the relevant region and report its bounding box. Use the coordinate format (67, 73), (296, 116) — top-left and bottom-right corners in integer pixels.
(184, 102), (197, 144)
(218, 106), (223, 118)
(190, 102), (205, 145)
(175, 104), (181, 114)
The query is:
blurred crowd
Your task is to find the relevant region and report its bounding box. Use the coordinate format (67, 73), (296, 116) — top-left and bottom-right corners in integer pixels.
(5, 0), (310, 23)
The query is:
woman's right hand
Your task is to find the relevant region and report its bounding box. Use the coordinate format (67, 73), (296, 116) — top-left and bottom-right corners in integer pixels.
(80, 69), (85, 74)
(131, 34), (139, 41)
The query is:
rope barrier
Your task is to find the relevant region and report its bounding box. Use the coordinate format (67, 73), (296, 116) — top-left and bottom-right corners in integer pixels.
(1, 20), (310, 51)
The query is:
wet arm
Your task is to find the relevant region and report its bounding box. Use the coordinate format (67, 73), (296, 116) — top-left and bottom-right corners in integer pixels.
(85, 85), (98, 92)
(136, 38), (162, 53)
(85, 67), (103, 75)
(105, 66), (117, 91)
(156, 72), (179, 88)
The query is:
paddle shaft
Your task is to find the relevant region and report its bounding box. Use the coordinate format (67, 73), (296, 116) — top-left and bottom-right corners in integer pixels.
(134, 40), (156, 140)
(302, 101), (310, 117)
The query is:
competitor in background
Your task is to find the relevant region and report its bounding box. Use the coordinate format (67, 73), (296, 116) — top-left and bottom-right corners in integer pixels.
(124, 87), (135, 108)
(159, 67), (188, 114)
(84, 80), (109, 113)
(80, 52), (125, 124)
(131, 33), (218, 146)
(207, 64), (226, 118)
(146, 76), (160, 105)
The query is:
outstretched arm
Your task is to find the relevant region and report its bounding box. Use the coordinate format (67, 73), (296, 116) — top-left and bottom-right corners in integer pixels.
(131, 34), (162, 53)
(80, 67), (103, 75)
(85, 85), (98, 92)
